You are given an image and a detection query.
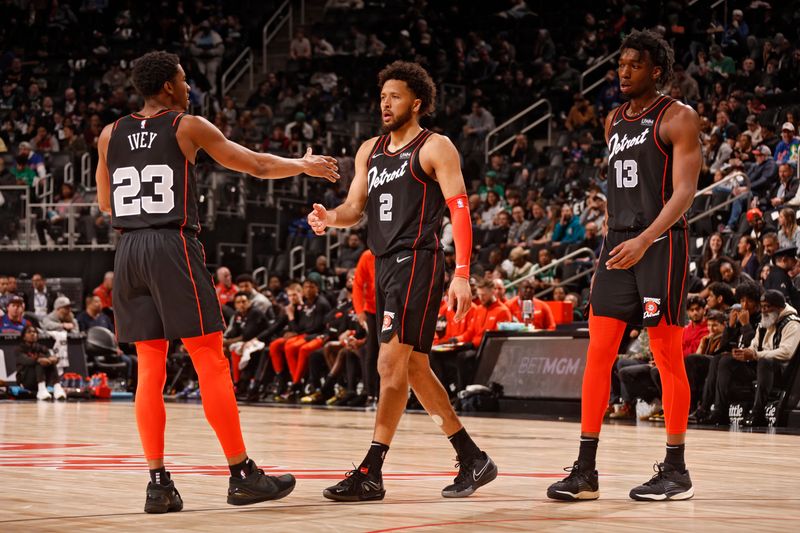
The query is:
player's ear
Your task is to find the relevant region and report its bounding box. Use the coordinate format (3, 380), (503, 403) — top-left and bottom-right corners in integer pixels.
(413, 98), (421, 114)
(163, 80), (174, 97)
(652, 66), (663, 83)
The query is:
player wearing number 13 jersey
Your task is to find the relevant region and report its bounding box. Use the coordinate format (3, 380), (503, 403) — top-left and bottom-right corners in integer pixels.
(548, 30), (702, 503)
(307, 61), (496, 503)
(95, 51), (338, 513)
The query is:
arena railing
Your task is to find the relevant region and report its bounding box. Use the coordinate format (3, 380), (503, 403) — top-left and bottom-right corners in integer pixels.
(24, 201), (116, 250)
(484, 98), (552, 163)
(579, 50), (621, 96)
(686, 170), (751, 226)
(0, 185), (32, 248)
(289, 244), (305, 280)
(221, 47), (254, 100)
(262, 0), (305, 74)
(504, 246), (597, 294)
(80, 153), (92, 191)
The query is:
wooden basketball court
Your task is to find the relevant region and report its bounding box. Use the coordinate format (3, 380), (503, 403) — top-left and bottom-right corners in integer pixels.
(0, 401), (798, 532)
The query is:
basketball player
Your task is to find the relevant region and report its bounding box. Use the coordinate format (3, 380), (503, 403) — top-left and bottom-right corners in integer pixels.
(94, 51), (338, 513)
(307, 61), (497, 501)
(547, 30), (701, 501)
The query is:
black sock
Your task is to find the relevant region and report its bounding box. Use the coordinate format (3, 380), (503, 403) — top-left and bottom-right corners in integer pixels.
(577, 437), (599, 471)
(149, 467), (170, 485)
(229, 457), (257, 479)
(358, 441), (389, 476)
(448, 427), (482, 462)
(664, 444), (685, 472)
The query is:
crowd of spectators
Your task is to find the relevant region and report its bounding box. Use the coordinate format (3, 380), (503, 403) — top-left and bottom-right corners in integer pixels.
(3, 1), (800, 422)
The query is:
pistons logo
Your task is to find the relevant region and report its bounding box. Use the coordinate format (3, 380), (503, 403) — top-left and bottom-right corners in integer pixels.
(643, 297), (661, 319)
(382, 311), (395, 332)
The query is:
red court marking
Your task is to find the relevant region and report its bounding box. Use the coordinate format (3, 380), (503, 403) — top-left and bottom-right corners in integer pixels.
(368, 515), (800, 533)
(0, 443), (97, 451)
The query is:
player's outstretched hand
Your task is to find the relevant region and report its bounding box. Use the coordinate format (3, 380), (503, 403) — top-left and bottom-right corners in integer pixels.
(606, 235), (649, 270)
(447, 276), (472, 323)
(308, 203), (329, 235)
(302, 147), (339, 182)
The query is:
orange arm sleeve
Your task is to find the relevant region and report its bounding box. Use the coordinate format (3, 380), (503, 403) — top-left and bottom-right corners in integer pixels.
(446, 194), (472, 279)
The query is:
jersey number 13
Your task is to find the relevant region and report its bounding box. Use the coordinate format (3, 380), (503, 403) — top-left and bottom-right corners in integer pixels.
(613, 159), (639, 189)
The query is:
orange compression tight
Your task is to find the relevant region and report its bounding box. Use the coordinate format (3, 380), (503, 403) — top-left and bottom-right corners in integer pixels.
(580, 310), (627, 434)
(648, 322), (690, 435)
(135, 332), (246, 461)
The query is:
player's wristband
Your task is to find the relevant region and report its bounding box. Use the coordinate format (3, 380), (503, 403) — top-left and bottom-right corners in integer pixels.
(446, 193), (472, 279)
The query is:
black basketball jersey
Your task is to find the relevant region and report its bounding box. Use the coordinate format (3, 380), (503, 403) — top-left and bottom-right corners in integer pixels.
(606, 95), (683, 232)
(106, 109), (199, 232)
(365, 129), (445, 257)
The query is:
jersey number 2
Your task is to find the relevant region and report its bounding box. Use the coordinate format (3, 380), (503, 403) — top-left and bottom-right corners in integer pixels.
(613, 159), (638, 189)
(113, 165), (175, 217)
(379, 193), (392, 221)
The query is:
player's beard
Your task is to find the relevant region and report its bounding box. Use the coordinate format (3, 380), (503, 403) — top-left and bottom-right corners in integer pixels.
(382, 107), (413, 133)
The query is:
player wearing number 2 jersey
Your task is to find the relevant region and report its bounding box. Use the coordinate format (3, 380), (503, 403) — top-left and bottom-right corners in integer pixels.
(95, 51), (338, 514)
(307, 61), (496, 502)
(547, 30), (702, 503)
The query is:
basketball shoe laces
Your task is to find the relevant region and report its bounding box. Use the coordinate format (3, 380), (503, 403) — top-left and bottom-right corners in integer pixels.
(642, 462), (668, 486)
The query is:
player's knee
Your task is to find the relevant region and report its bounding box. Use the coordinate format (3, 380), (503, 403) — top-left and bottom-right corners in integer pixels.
(407, 356), (429, 381)
(377, 356), (407, 385)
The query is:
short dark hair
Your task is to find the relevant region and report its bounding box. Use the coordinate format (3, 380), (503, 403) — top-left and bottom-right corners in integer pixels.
(619, 29), (675, 86)
(377, 61), (437, 116)
(707, 282), (736, 306)
(687, 295), (706, 309)
(132, 51), (180, 98)
(236, 273), (255, 284)
(706, 310), (726, 323)
(735, 280), (763, 303)
(234, 291), (251, 301)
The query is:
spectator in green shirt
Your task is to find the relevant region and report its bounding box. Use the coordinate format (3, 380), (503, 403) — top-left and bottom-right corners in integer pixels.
(709, 44), (735, 77)
(478, 170), (505, 201)
(10, 154), (36, 187)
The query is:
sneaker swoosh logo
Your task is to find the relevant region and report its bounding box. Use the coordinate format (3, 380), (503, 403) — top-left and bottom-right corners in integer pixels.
(472, 460), (490, 481)
(396, 256), (412, 264)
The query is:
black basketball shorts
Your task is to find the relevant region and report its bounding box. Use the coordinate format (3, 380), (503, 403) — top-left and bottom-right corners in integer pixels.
(590, 228), (689, 328)
(375, 248), (445, 354)
(113, 228), (224, 343)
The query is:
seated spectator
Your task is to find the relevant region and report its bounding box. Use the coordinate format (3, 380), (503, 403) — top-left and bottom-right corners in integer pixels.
(552, 204), (585, 250)
(777, 208), (800, 249)
(438, 279), (511, 393)
(0, 296), (31, 335)
(215, 266), (238, 308)
(478, 190), (505, 228)
(336, 233), (365, 274)
(42, 296), (79, 334)
(736, 235), (760, 280)
(17, 141), (46, 180)
(579, 192), (606, 228)
(0, 275), (24, 311)
(507, 205), (531, 247)
(700, 232), (724, 275)
(27, 273), (57, 320)
(307, 255), (339, 291)
(77, 295), (114, 332)
(504, 279), (556, 330)
(35, 182), (89, 245)
(746, 145), (778, 195)
(740, 208), (774, 246)
(533, 248), (562, 292)
(16, 326), (65, 400)
(609, 330), (657, 420)
(223, 291), (269, 386)
(478, 170), (505, 201)
(715, 290), (800, 426)
(93, 271), (113, 309)
(505, 246), (534, 282)
(767, 163), (798, 208)
(689, 280), (762, 425)
(683, 295), (709, 356)
(774, 122), (799, 166)
(235, 273), (270, 314)
(268, 279), (331, 399)
(565, 93), (598, 133)
(705, 282), (735, 313)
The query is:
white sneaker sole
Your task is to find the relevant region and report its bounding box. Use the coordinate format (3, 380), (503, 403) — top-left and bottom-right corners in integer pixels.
(631, 486), (694, 501)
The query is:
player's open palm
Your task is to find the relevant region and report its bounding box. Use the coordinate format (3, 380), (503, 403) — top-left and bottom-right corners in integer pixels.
(302, 147), (340, 182)
(448, 276), (472, 323)
(308, 203), (329, 235)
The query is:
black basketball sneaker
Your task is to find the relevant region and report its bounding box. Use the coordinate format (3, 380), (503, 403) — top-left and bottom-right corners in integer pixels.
(629, 463), (694, 501)
(323, 467), (385, 502)
(441, 452), (498, 498)
(227, 466), (297, 505)
(144, 479), (184, 514)
(546, 462), (600, 501)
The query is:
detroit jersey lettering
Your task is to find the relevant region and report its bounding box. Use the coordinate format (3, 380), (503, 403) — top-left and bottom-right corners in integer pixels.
(106, 110), (200, 232)
(365, 129), (445, 257)
(606, 95), (683, 231)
